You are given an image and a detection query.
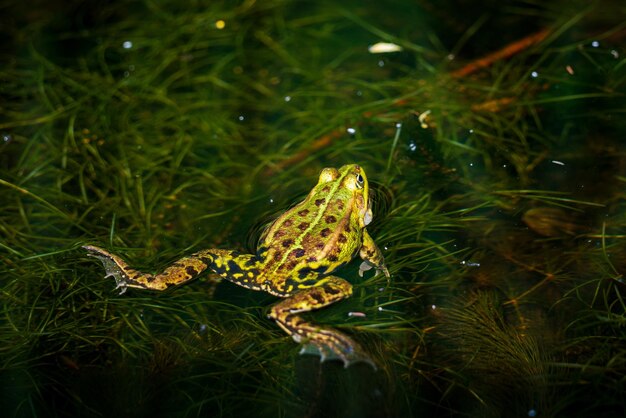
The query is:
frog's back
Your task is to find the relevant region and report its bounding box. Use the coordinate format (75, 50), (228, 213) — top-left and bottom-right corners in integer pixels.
(258, 179), (363, 281)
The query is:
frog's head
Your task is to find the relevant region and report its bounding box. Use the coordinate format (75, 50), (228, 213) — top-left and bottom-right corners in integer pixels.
(318, 164), (372, 228)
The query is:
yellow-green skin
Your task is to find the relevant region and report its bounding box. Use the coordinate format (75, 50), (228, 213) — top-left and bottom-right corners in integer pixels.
(84, 164), (389, 366)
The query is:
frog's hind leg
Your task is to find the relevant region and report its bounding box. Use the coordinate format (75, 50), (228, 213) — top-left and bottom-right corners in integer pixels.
(83, 245), (261, 294)
(269, 276), (374, 368)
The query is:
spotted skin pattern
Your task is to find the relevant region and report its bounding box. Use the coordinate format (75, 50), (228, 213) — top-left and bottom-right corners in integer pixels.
(84, 164), (389, 367)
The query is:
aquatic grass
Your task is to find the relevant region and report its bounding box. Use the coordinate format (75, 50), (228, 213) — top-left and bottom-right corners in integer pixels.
(2, 0), (626, 417)
(433, 292), (551, 413)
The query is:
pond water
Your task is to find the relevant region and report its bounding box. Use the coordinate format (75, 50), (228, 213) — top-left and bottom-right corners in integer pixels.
(1, 1), (625, 417)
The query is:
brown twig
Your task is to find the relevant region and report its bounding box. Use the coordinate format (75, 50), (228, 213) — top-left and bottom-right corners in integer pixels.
(267, 129), (344, 174)
(451, 28), (551, 78)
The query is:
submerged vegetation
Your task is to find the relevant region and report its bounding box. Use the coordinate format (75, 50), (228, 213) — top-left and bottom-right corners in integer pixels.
(1, 0), (625, 416)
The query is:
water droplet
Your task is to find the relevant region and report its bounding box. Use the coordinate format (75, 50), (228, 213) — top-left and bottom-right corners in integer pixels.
(408, 141), (417, 152)
(531, 71), (539, 78)
(238, 115), (245, 121)
(284, 95), (291, 102)
(377, 60), (385, 67)
(346, 127), (356, 135)
(122, 40), (133, 49)
(591, 41), (599, 48)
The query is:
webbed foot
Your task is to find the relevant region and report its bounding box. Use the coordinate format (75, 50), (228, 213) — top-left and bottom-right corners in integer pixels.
(358, 260), (390, 278)
(83, 245), (131, 294)
(299, 338), (377, 369)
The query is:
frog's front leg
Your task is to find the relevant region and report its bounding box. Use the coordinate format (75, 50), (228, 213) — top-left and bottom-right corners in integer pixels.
(269, 276), (372, 367)
(83, 245), (261, 293)
(358, 229), (390, 278)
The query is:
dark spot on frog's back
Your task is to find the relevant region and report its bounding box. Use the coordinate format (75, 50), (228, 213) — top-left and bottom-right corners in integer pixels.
(185, 266), (198, 276)
(283, 219), (293, 227)
(338, 234), (347, 243)
(297, 267), (311, 279)
(297, 265), (327, 279)
(325, 215), (336, 224)
(335, 199), (344, 210)
(298, 221), (310, 231)
(291, 248), (306, 258)
(298, 209), (310, 216)
(282, 239), (294, 248)
(315, 198), (325, 206)
(320, 228), (331, 238)
(322, 185), (330, 193)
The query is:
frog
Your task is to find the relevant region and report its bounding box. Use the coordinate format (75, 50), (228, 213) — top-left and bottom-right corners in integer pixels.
(83, 164), (389, 367)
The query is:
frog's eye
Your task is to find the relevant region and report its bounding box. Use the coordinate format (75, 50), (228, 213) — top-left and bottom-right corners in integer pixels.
(355, 173), (364, 188)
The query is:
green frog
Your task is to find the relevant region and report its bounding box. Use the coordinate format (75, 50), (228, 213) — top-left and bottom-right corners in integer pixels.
(84, 164), (389, 366)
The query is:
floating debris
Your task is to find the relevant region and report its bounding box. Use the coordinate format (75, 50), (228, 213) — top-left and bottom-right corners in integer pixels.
(368, 42), (403, 54)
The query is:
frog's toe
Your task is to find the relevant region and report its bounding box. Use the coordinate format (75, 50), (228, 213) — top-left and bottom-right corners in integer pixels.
(380, 264), (390, 278)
